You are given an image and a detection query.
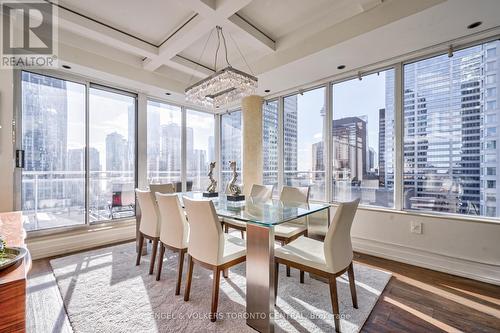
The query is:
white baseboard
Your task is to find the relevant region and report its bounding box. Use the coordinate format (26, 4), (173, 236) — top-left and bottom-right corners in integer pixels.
(26, 222), (136, 260)
(352, 237), (500, 286)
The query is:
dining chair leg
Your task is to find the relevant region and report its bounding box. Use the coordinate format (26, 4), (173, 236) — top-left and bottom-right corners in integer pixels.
(347, 262), (358, 309)
(329, 276), (341, 333)
(156, 243), (166, 281)
(210, 267), (221, 322)
(136, 233), (144, 266)
(274, 263), (279, 305)
(149, 238), (159, 275)
(300, 270), (305, 284)
(175, 250), (185, 295)
(223, 268), (229, 278)
(281, 241), (291, 277)
(184, 255), (194, 301)
(240, 230), (245, 239)
(224, 224), (229, 233)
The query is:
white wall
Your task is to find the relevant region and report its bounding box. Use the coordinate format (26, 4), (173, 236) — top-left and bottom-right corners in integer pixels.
(349, 208), (500, 285)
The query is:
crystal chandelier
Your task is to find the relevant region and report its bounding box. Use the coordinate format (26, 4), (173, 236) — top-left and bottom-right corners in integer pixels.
(185, 26), (258, 109)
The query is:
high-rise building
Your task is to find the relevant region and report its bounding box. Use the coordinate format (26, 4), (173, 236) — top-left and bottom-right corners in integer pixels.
(402, 41), (500, 217)
(105, 132), (128, 172)
(22, 72), (68, 172)
(284, 95), (298, 174)
(21, 72), (69, 209)
(312, 141), (325, 181)
(263, 101), (279, 184)
(368, 147), (376, 172)
(332, 116), (367, 181)
(160, 122), (182, 173)
(68, 147), (100, 171)
(378, 108), (386, 186)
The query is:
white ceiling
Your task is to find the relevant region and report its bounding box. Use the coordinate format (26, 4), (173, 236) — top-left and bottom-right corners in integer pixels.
(58, 0), (195, 46)
(44, 0), (500, 107)
(238, 0), (361, 40)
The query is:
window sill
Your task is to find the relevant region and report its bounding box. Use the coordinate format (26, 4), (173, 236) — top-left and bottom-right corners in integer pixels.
(26, 218), (136, 240)
(311, 201), (500, 225)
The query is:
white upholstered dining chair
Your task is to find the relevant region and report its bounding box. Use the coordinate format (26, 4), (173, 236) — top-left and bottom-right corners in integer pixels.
(223, 184), (273, 238)
(135, 189), (160, 275)
(155, 193), (189, 295)
(149, 183), (175, 196)
(274, 199), (360, 333)
(183, 197), (246, 322)
(275, 186), (310, 276)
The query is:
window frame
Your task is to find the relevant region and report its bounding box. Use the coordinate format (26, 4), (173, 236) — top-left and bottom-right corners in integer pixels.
(262, 35), (500, 223)
(145, 96), (217, 193)
(14, 69), (139, 236)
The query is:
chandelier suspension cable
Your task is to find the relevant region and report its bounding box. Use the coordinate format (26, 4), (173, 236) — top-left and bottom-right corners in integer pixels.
(228, 30), (254, 75)
(187, 28), (214, 87)
(219, 27), (231, 67)
(214, 26), (221, 71)
(185, 25), (258, 109)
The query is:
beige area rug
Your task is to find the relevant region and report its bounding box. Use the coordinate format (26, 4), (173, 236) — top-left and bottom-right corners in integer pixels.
(50, 242), (391, 333)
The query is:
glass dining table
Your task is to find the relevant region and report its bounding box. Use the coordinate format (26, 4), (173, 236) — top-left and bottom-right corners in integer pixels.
(176, 192), (331, 333)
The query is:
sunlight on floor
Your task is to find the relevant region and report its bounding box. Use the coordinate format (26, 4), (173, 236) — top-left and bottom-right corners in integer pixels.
(383, 296), (464, 333)
(395, 275), (500, 319)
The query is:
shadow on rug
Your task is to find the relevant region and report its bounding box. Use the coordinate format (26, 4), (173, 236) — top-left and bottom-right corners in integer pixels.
(50, 242), (391, 333)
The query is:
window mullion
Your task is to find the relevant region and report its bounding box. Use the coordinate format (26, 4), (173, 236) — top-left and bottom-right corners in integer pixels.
(325, 84), (333, 203)
(278, 96), (284, 193)
(394, 63), (404, 211)
(85, 81), (90, 225)
(181, 107), (187, 192)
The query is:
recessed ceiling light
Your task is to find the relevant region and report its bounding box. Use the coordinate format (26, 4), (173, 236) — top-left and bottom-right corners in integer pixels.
(337, 65), (346, 70)
(165, 92), (171, 96)
(264, 89), (270, 93)
(467, 21), (482, 29)
(62, 65), (71, 69)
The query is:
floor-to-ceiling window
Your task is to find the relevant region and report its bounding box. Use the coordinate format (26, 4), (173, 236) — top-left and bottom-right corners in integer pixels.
(221, 110), (242, 192)
(89, 86), (136, 221)
(403, 40), (500, 218)
(331, 69), (395, 208)
(283, 87), (327, 201)
(20, 71), (86, 231)
(186, 109), (215, 192)
(20, 72), (137, 231)
(263, 100), (279, 190)
(146, 100), (182, 189)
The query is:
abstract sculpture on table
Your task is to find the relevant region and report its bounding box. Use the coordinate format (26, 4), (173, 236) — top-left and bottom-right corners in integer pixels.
(226, 161), (245, 201)
(203, 162), (218, 197)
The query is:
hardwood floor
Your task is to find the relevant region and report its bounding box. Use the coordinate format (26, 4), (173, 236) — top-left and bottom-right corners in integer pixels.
(26, 248), (500, 333)
(357, 253), (500, 333)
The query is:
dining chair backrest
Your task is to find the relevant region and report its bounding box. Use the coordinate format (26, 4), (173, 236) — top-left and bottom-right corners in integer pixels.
(280, 186), (310, 204)
(156, 193), (189, 249)
(250, 184), (272, 201)
(135, 189), (160, 238)
(149, 183), (175, 195)
(324, 199), (360, 273)
(183, 197), (224, 266)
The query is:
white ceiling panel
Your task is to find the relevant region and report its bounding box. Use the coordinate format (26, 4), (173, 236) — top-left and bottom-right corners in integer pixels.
(58, 0), (195, 45)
